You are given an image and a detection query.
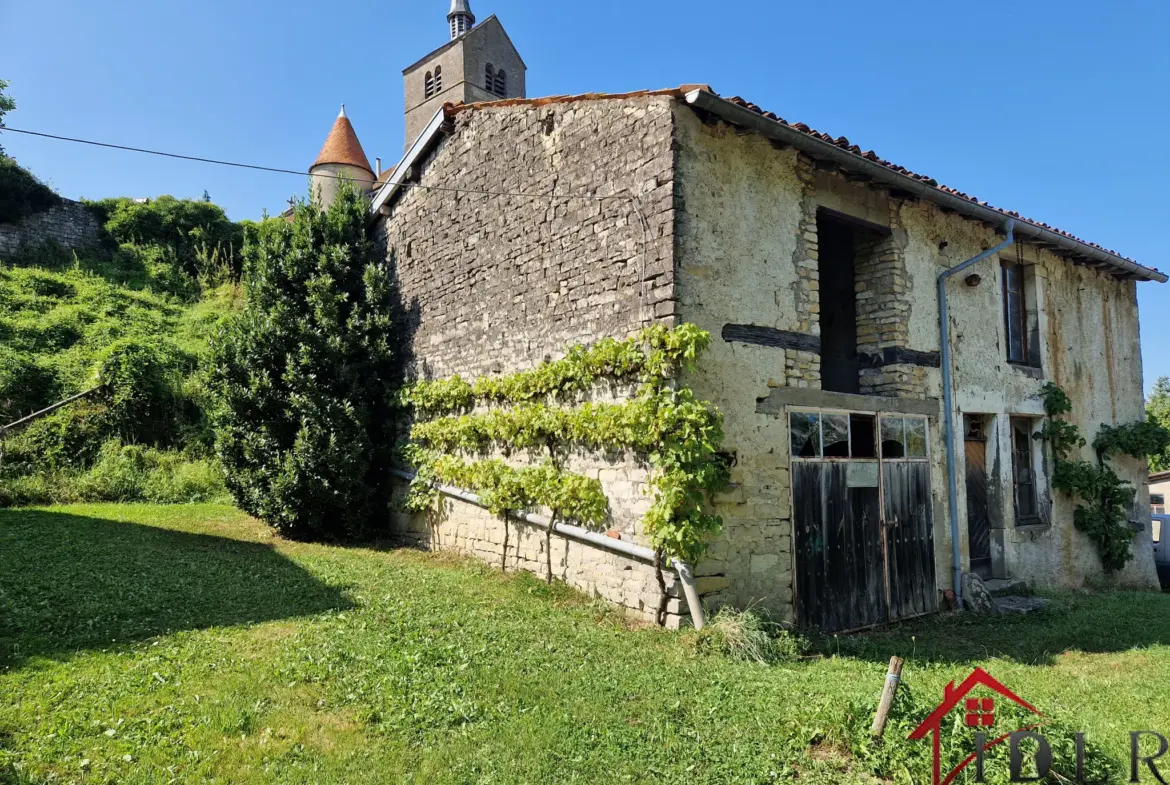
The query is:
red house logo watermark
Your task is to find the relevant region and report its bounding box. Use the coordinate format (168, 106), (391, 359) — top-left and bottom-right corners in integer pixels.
(908, 667), (1044, 785)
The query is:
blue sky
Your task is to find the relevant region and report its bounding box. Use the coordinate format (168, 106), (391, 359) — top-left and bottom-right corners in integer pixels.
(3, 0), (1168, 386)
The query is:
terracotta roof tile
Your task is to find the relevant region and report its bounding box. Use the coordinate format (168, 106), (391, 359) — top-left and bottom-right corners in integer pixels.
(312, 107), (373, 173)
(719, 93), (1144, 269)
(441, 86), (1159, 278)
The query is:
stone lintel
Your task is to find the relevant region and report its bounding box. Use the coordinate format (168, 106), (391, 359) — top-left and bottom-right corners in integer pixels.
(756, 387), (938, 418)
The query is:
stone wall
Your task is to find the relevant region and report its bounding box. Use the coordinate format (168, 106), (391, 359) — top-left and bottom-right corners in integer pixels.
(380, 96), (676, 380)
(0, 199), (101, 259)
(672, 101), (1158, 622)
(380, 93), (1157, 628)
(673, 108), (809, 619)
(379, 95), (687, 624)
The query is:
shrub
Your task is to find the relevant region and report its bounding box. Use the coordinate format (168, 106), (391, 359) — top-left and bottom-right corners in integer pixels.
(0, 347), (58, 422)
(208, 183), (402, 541)
(697, 607), (808, 664)
(96, 337), (195, 447)
(141, 453), (225, 503)
(0, 440), (228, 507)
(0, 155), (60, 225)
(5, 401), (111, 471)
(0, 472), (59, 507)
(76, 440), (150, 501)
(86, 195), (244, 280)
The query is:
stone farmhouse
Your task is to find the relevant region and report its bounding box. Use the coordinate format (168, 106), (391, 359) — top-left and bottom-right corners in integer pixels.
(304, 1), (1166, 630)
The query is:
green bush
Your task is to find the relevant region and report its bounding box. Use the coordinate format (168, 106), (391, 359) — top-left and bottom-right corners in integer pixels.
(208, 184), (402, 541)
(0, 347), (58, 422)
(96, 337), (196, 447)
(0, 440), (227, 506)
(4, 401), (111, 471)
(0, 155), (60, 225)
(141, 451), (226, 503)
(86, 195), (244, 280)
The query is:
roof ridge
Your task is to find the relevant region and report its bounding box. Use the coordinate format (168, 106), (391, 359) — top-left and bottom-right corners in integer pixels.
(441, 85), (1160, 279)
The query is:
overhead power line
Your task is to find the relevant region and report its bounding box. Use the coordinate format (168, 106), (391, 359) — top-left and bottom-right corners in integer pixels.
(1, 123), (658, 319)
(2, 126), (307, 177)
(0, 125), (642, 204)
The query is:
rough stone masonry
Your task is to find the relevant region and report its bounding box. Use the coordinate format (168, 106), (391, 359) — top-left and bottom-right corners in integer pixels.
(0, 199), (101, 259)
(380, 96), (691, 625)
(376, 90), (1159, 628)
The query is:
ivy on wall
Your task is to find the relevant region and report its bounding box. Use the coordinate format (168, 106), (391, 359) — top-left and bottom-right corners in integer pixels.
(402, 325), (729, 567)
(1038, 382), (1170, 572)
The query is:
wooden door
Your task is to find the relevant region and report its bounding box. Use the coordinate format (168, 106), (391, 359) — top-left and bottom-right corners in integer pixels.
(793, 461), (886, 632)
(792, 410), (937, 632)
(964, 422), (992, 579)
(882, 460), (938, 620)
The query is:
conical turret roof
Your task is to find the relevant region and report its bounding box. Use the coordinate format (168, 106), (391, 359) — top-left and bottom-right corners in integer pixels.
(311, 105), (373, 173)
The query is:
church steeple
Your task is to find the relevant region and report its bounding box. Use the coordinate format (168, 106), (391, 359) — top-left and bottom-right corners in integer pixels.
(448, 0), (475, 39)
(403, 3), (525, 149)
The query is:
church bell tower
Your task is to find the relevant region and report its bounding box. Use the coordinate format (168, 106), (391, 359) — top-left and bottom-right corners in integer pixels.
(448, 0), (475, 39)
(401, 1), (527, 150)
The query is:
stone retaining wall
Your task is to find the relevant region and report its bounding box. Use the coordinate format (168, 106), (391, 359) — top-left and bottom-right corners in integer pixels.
(0, 200), (101, 259)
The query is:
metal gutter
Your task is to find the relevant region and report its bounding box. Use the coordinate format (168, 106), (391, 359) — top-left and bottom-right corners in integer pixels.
(389, 468), (706, 629)
(368, 108), (451, 220)
(938, 220), (1016, 609)
(683, 89), (1165, 283)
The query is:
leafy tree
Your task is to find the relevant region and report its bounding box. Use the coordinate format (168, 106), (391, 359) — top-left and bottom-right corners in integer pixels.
(207, 182), (401, 541)
(0, 78), (15, 155)
(1147, 376), (1170, 471)
(0, 80), (62, 225)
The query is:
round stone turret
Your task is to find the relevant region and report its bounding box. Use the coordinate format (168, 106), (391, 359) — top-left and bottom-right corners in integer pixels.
(309, 105), (376, 209)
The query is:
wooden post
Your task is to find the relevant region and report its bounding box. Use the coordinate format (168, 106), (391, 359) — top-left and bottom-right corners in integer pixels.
(870, 656), (904, 738)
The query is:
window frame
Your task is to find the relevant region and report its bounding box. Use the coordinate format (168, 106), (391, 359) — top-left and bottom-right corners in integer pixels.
(433, 65), (443, 93)
(789, 408), (928, 463)
(1010, 416), (1040, 524)
(424, 70), (435, 99)
(1001, 259), (1031, 366)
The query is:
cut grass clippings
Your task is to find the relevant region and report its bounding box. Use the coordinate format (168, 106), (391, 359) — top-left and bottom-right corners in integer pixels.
(1, 503), (1168, 783)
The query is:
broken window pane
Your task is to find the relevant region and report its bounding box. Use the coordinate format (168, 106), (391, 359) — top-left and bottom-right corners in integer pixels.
(790, 412), (821, 458)
(905, 418), (928, 458)
(880, 417), (905, 459)
(823, 414), (850, 457)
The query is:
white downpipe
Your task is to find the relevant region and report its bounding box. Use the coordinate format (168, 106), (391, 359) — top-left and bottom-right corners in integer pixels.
(390, 468), (706, 629)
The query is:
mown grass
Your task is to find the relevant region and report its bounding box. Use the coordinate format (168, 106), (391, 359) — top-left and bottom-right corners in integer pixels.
(1, 504), (1168, 784)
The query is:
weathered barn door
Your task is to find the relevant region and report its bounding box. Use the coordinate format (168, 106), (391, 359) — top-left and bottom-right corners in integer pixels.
(791, 410), (937, 632)
(880, 415), (937, 621)
(963, 415), (992, 579)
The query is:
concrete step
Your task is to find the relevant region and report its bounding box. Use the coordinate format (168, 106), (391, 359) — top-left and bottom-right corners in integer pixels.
(995, 595), (1050, 615)
(983, 577), (1029, 597)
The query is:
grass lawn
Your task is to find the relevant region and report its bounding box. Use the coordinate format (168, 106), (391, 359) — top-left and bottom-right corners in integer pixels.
(1, 504), (1169, 783)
